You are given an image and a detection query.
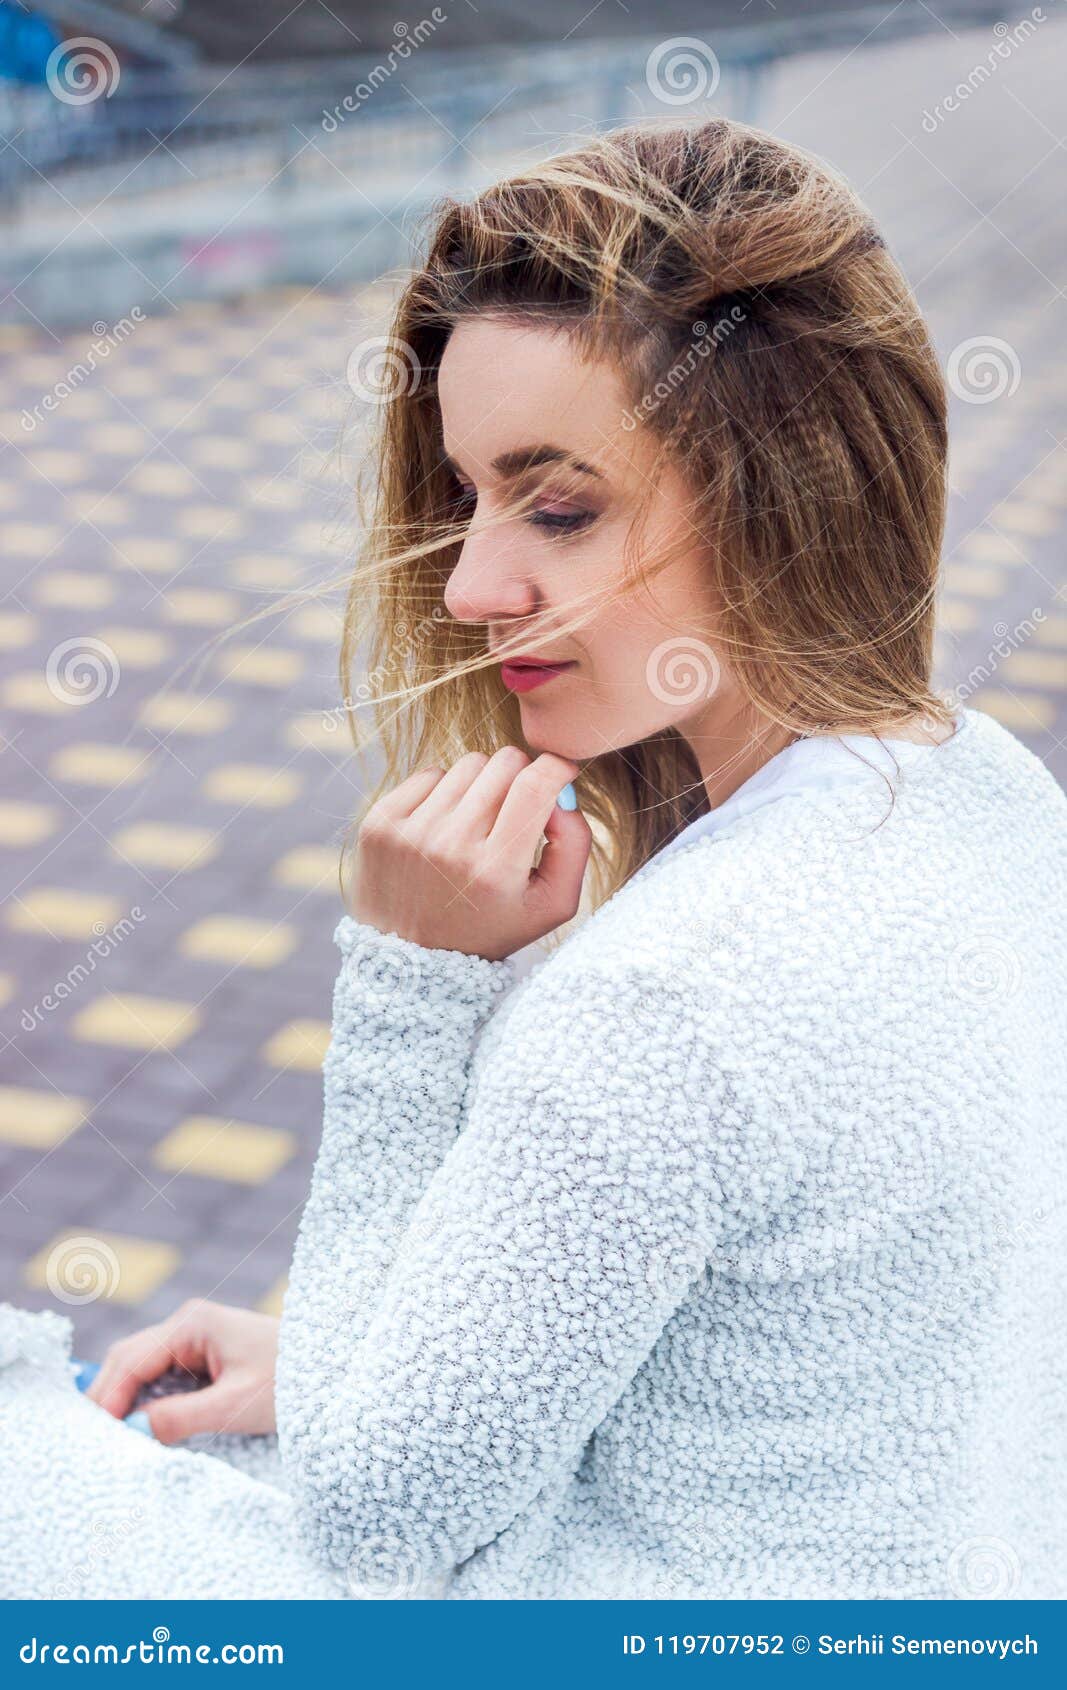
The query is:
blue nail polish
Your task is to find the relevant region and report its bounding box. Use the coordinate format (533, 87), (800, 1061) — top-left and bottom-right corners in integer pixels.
(73, 1358), (100, 1393)
(556, 782), (577, 811)
(124, 1410), (154, 1437)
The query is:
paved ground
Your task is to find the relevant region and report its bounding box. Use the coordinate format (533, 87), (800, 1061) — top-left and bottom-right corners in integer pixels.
(0, 285), (385, 1353)
(1, 17), (1065, 1358)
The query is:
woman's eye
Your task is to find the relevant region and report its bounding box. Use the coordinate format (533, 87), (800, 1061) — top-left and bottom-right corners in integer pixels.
(450, 477), (593, 536)
(528, 509), (595, 534)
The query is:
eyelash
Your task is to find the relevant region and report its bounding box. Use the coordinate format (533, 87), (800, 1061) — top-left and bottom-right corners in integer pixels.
(452, 484), (595, 537)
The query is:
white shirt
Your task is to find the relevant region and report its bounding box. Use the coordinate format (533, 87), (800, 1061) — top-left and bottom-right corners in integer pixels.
(649, 715), (967, 865)
(510, 715), (968, 981)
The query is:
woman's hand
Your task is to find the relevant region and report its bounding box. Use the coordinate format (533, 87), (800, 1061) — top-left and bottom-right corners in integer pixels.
(345, 748), (593, 961)
(84, 1298), (279, 1445)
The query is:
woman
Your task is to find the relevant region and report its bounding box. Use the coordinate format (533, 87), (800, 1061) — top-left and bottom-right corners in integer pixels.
(1, 117), (1064, 1602)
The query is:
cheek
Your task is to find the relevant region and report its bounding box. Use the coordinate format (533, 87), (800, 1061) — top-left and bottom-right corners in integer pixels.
(578, 562), (725, 722)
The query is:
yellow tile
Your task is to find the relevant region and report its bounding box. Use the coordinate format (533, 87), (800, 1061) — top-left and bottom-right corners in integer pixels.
(212, 380), (259, 408)
(3, 673), (70, 714)
(127, 463), (199, 498)
(153, 1115), (296, 1184)
(110, 821), (218, 872)
(291, 604), (344, 643)
(93, 626), (172, 668)
(285, 712), (351, 753)
(258, 359), (302, 388)
(24, 1229), (179, 1306)
(957, 531), (1027, 566)
(7, 887), (121, 940)
(162, 587), (240, 625)
(273, 844), (340, 891)
(66, 493), (130, 525)
(1018, 471), (1067, 506)
(938, 599), (978, 632)
(245, 478), (305, 512)
(93, 424), (150, 455)
(140, 691), (232, 735)
(1034, 615), (1067, 647)
(72, 993), (200, 1050)
(0, 1087), (85, 1149)
(114, 536), (184, 574)
(248, 413), (300, 445)
(202, 763), (302, 807)
(0, 800), (59, 846)
(290, 521), (334, 554)
(23, 451), (88, 483)
(971, 691), (1056, 731)
(146, 401), (198, 430)
(262, 1019), (330, 1071)
(173, 349), (229, 376)
(61, 392), (108, 420)
(107, 368), (156, 398)
(215, 644), (304, 687)
(231, 555), (301, 588)
(51, 742), (151, 786)
(180, 916), (297, 969)
(1001, 651), (1067, 689)
(987, 502), (1058, 536)
(176, 505), (243, 540)
(944, 563), (1007, 599)
(175, 300), (225, 322)
(258, 1274), (288, 1318)
(35, 571), (114, 608)
(0, 523), (65, 554)
(0, 611), (36, 648)
(186, 437), (258, 470)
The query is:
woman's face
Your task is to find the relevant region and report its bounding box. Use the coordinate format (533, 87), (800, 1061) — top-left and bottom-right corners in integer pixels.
(438, 317), (743, 764)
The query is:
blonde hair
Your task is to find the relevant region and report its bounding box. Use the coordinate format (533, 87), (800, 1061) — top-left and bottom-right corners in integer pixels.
(338, 116), (951, 908)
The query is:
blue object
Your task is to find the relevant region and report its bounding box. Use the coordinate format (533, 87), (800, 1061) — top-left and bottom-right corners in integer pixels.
(72, 1358), (100, 1393)
(73, 1356), (153, 1435)
(0, 2), (60, 83)
(556, 782), (577, 811)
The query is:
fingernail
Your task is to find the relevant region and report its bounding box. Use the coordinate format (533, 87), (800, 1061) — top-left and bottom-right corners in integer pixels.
(556, 782), (577, 812)
(73, 1359), (100, 1393)
(124, 1410), (154, 1438)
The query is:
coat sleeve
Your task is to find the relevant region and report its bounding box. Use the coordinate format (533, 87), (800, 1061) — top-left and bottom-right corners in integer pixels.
(275, 914), (746, 1595)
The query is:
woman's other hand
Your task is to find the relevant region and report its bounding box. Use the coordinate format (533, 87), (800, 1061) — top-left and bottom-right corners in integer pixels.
(84, 1298), (279, 1444)
(345, 747), (593, 961)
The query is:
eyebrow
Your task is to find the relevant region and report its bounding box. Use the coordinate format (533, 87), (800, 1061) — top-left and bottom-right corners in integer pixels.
(442, 445), (604, 481)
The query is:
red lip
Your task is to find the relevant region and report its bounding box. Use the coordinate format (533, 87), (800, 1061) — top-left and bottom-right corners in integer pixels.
(500, 659), (576, 694)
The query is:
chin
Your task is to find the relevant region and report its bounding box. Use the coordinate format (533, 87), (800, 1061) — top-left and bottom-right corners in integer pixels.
(520, 705), (630, 763)
(520, 715), (592, 762)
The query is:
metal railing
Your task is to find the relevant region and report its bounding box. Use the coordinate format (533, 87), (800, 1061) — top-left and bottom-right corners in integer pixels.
(0, 2), (1011, 210)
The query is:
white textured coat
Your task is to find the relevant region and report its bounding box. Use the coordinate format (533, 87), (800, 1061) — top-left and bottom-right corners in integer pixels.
(1, 706), (1064, 1600)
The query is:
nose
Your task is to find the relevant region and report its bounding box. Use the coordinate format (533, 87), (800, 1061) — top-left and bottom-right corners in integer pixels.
(443, 524), (540, 625)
